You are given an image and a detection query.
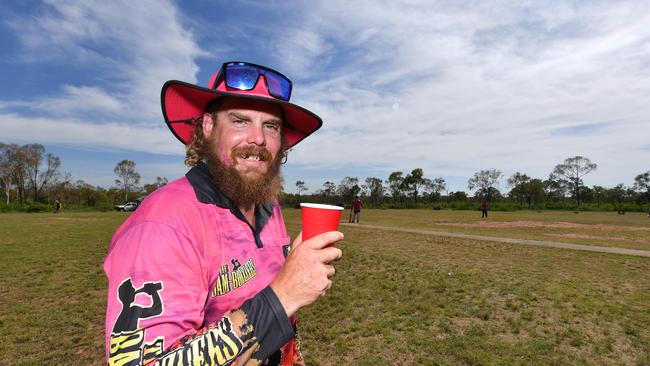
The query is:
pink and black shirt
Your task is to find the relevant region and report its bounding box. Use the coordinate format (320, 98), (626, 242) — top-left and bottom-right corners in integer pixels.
(104, 162), (299, 365)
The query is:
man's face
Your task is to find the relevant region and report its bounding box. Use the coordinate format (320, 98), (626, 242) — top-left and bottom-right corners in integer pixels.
(203, 98), (283, 180)
(201, 97), (285, 207)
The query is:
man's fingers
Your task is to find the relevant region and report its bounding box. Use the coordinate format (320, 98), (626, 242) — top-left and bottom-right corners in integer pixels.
(304, 231), (344, 249)
(320, 280), (332, 297)
(319, 246), (342, 264)
(325, 264), (336, 278)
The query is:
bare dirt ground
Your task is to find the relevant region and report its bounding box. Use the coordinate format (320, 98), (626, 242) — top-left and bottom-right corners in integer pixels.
(432, 220), (650, 232)
(543, 232), (650, 244)
(342, 223), (650, 258)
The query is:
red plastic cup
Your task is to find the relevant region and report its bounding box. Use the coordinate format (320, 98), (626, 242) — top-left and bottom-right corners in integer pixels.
(300, 203), (344, 242)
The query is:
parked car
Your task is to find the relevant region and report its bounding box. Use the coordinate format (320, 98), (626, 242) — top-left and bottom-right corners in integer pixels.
(114, 201), (140, 212)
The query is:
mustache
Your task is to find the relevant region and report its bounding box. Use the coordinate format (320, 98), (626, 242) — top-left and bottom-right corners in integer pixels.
(231, 146), (273, 162)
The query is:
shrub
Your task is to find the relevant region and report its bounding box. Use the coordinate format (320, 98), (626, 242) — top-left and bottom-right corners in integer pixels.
(24, 202), (51, 213)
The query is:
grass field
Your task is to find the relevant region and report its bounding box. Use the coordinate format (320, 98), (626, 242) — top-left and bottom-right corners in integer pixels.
(1, 209), (649, 365)
(359, 209), (650, 250)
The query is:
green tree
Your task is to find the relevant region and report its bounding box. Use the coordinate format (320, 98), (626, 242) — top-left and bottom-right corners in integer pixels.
(0, 143), (14, 204)
(551, 156), (597, 207)
(403, 168), (431, 204)
(544, 177), (566, 202)
(633, 171), (650, 203)
(363, 177), (385, 206)
(316, 181), (336, 203)
(592, 185), (606, 208)
(449, 191), (468, 201)
(468, 169), (502, 201)
(144, 177), (169, 194)
(387, 171), (405, 204)
(523, 179), (546, 208)
(426, 177), (447, 204)
(295, 180), (308, 195)
(337, 177), (360, 204)
(1, 144), (31, 204)
(606, 184), (633, 207)
(507, 172), (530, 207)
(114, 160), (141, 203)
(321, 181), (336, 196)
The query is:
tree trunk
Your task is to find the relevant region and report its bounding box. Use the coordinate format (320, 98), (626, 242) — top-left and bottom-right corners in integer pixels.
(2, 177), (10, 204)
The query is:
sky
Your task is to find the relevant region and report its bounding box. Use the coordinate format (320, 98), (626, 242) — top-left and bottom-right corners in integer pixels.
(1, 0), (649, 195)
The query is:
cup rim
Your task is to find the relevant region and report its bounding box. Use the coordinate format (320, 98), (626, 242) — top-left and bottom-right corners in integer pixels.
(300, 203), (344, 210)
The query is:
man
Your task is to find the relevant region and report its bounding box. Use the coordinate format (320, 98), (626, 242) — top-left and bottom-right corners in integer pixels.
(481, 200), (488, 218)
(351, 196), (362, 223)
(104, 62), (343, 366)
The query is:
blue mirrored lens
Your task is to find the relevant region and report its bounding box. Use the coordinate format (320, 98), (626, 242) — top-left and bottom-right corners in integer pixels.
(226, 65), (258, 90)
(223, 63), (292, 101)
(264, 69), (291, 101)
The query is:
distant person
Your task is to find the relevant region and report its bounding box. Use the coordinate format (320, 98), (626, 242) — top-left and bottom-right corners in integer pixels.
(351, 196), (363, 223)
(481, 200), (488, 218)
(54, 199), (62, 213)
(103, 61), (343, 365)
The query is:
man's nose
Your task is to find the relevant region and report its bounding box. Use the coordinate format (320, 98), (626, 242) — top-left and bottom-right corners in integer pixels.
(246, 123), (266, 146)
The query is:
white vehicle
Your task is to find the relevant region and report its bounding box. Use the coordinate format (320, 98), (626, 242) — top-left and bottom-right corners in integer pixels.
(114, 201), (140, 212)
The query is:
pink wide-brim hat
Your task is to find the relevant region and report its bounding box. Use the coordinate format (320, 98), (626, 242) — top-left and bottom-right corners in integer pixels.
(161, 69), (322, 148)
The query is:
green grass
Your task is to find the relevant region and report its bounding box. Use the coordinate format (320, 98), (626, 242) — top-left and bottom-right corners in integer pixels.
(0, 212), (125, 365)
(1, 210), (649, 365)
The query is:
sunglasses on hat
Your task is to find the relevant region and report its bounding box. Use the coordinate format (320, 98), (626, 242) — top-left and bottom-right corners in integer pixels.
(212, 62), (293, 102)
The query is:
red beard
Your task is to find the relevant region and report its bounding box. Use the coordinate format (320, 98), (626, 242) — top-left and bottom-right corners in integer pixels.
(203, 139), (283, 208)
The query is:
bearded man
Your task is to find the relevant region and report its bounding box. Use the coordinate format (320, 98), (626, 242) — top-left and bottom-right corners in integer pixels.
(104, 62), (343, 366)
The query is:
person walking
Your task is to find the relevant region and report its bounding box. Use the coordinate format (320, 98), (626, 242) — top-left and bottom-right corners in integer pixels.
(351, 196), (363, 223)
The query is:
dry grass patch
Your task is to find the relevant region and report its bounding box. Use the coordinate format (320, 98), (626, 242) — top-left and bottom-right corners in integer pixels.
(2, 209), (650, 365)
(359, 209), (650, 250)
(282, 209), (650, 365)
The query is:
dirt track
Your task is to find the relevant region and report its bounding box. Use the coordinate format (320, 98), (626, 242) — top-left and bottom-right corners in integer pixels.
(341, 223), (650, 258)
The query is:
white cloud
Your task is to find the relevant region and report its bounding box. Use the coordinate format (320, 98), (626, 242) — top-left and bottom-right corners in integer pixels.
(7, 0), (205, 120)
(2, 0), (649, 191)
(34, 85), (123, 116)
(271, 0), (650, 190)
(0, 112), (182, 155)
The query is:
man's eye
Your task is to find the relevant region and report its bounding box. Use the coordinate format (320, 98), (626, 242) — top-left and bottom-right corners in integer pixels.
(265, 123), (280, 131)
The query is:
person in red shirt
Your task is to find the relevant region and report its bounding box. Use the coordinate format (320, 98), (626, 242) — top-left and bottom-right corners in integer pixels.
(481, 200), (489, 218)
(351, 196), (363, 223)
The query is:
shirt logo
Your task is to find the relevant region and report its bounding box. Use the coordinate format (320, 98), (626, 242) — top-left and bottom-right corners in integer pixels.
(108, 278), (165, 365)
(212, 258), (258, 297)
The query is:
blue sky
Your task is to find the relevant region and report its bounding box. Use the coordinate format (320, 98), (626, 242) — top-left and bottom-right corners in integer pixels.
(1, 0), (649, 194)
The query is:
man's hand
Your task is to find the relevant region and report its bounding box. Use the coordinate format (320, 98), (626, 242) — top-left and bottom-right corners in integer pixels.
(270, 231), (343, 317)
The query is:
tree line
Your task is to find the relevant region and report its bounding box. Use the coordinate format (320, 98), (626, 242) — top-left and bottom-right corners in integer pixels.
(1, 143), (648, 212)
(286, 156), (650, 212)
(0, 143), (167, 211)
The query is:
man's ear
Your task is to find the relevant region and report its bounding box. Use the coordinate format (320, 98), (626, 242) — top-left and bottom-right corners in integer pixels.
(202, 113), (214, 137)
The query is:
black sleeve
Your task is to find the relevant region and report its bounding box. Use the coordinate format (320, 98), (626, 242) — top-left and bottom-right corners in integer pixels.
(150, 286), (295, 365)
(243, 286), (296, 361)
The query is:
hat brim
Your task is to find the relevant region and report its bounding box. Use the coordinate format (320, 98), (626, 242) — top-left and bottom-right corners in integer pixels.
(161, 80), (322, 148)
